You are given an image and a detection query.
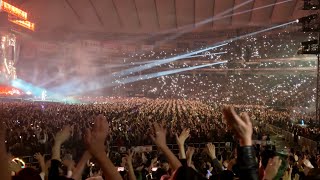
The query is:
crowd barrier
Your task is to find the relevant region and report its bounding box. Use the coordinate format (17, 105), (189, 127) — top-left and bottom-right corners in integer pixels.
(266, 124), (318, 151)
(18, 142), (232, 166)
(110, 142), (232, 155)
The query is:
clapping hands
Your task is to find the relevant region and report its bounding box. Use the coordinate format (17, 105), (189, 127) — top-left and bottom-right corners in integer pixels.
(223, 106), (253, 146)
(85, 114), (110, 155)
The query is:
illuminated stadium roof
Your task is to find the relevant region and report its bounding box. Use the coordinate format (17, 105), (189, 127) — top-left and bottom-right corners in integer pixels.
(6, 0), (315, 34)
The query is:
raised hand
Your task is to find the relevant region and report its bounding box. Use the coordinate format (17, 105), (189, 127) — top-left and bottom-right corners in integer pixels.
(125, 150), (135, 167)
(222, 106), (253, 146)
(34, 153), (44, 163)
(186, 146), (195, 158)
(264, 156), (282, 180)
(175, 128), (190, 146)
(206, 143), (217, 160)
(126, 150), (137, 180)
(85, 114), (110, 155)
(55, 126), (71, 144)
(150, 122), (167, 148)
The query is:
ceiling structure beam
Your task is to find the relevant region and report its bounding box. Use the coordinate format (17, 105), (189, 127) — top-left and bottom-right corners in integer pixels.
(268, 0), (277, 22)
(111, 0), (123, 27)
(290, 0), (299, 17)
(132, 0), (141, 27)
(64, 0), (82, 23)
(88, 0), (104, 26)
(212, 0), (215, 28)
(174, 0), (178, 28)
(154, 0), (161, 29)
(230, 0), (236, 25)
(248, 0), (255, 24)
(193, 0), (196, 27)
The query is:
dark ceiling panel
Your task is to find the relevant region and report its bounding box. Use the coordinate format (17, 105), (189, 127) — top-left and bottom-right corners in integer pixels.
(90, 0), (121, 30)
(271, 0), (297, 23)
(155, 0), (176, 30)
(195, 0), (214, 29)
(232, 0), (255, 27)
(14, 0), (315, 34)
(213, 0), (235, 26)
(176, 0), (195, 27)
(112, 0), (141, 30)
(135, 0), (159, 32)
(250, 0), (277, 25)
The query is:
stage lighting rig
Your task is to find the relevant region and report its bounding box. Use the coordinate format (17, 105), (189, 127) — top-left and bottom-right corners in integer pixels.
(298, 39), (319, 54)
(298, 14), (320, 32)
(303, 0), (320, 10)
(298, 0), (320, 123)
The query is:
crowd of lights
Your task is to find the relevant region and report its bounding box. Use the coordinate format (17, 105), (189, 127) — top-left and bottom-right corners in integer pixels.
(111, 30), (318, 112)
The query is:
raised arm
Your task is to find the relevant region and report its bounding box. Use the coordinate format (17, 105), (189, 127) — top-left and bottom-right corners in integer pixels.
(52, 126), (71, 161)
(150, 122), (182, 171)
(34, 153), (47, 180)
(264, 156), (282, 180)
(71, 151), (92, 180)
(125, 150), (136, 180)
(85, 114), (122, 180)
(0, 121), (10, 180)
(49, 126), (71, 180)
(175, 128), (190, 160)
(222, 106), (258, 180)
(206, 143), (223, 175)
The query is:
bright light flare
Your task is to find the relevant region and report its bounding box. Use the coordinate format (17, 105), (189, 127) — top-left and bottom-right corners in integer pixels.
(9, 19), (35, 31)
(1, 1), (28, 20)
(116, 61), (228, 84)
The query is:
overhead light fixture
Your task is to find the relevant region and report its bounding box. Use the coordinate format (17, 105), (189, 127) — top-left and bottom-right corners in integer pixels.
(0, 1), (28, 20)
(8, 19), (35, 31)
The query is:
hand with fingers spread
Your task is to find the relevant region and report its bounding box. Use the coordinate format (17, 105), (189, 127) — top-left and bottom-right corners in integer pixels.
(55, 126), (71, 144)
(126, 150), (137, 180)
(150, 122), (182, 170)
(52, 125), (72, 161)
(85, 114), (110, 155)
(34, 153), (45, 163)
(264, 156), (282, 180)
(84, 114), (122, 180)
(150, 122), (167, 149)
(222, 106), (253, 146)
(206, 143), (217, 160)
(125, 150), (135, 167)
(175, 128), (190, 147)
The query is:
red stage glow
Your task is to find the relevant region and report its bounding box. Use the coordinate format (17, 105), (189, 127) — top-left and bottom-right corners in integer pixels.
(9, 19), (35, 31)
(1, 1), (28, 20)
(0, 85), (21, 96)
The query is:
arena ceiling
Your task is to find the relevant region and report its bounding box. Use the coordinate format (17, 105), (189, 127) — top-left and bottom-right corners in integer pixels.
(6, 0), (313, 35)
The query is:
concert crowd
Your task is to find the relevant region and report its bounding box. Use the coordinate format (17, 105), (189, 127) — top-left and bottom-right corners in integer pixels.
(0, 98), (318, 180)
